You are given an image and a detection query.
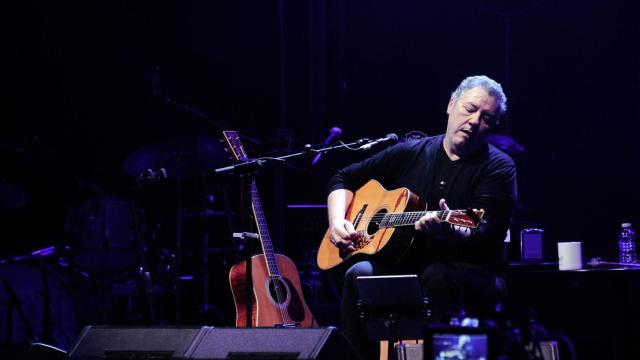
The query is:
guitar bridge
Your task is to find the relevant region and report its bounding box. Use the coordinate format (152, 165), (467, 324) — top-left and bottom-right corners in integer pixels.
(353, 231), (372, 249)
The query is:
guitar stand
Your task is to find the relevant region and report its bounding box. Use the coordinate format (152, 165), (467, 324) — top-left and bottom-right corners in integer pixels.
(217, 130), (369, 328)
(274, 322), (301, 328)
(240, 176), (257, 328)
(232, 232), (260, 242)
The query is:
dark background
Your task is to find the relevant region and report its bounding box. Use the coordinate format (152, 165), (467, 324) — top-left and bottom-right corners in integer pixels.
(6, 0), (639, 260)
(2, 0), (640, 355)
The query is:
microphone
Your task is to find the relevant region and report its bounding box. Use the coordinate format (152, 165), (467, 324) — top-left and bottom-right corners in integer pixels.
(311, 126), (343, 165)
(358, 133), (399, 151)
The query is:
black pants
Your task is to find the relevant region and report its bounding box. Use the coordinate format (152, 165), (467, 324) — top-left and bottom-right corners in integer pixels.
(340, 261), (505, 360)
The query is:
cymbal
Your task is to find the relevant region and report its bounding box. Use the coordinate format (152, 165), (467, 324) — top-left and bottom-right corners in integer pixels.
(487, 134), (525, 154)
(0, 179), (28, 208)
(123, 136), (228, 180)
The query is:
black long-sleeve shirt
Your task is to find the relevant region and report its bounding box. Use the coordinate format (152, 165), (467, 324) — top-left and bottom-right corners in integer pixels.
(328, 134), (517, 272)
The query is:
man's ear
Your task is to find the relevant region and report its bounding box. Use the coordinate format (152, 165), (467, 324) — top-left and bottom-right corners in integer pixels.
(447, 97), (456, 114)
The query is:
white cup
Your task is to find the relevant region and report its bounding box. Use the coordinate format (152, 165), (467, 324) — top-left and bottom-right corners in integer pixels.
(557, 242), (583, 270)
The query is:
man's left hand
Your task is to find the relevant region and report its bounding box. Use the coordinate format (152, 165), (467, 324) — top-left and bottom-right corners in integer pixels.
(414, 198), (450, 234)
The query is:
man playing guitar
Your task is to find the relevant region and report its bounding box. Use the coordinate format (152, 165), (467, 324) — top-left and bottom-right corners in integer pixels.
(326, 75), (517, 359)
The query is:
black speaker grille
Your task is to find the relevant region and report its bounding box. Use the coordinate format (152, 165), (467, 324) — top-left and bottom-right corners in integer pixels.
(67, 326), (206, 359)
(190, 327), (354, 360)
(66, 326), (357, 360)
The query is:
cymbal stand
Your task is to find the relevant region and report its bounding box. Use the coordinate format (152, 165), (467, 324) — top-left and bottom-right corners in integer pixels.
(37, 267), (54, 344)
(2, 278), (37, 343)
(201, 232), (210, 316)
(174, 153), (183, 325)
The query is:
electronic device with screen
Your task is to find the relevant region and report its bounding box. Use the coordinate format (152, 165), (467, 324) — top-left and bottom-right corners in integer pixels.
(423, 324), (496, 360)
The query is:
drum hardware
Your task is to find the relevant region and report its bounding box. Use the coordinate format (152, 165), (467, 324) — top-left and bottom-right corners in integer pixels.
(123, 136), (236, 325)
(123, 136), (228, 182)
(30, 246), (56, 257)
(141, 271), (156, 324)
(0, 258), (101, 350)
(2, 277), (38, 343)
(38, 267), (54, 344)
(64, 196), (142, 272)
(1, 254), (60, 345)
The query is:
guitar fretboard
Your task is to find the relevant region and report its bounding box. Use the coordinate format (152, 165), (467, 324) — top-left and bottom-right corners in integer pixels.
(377, 210), (477, 228)
(250, 181), (280, 277)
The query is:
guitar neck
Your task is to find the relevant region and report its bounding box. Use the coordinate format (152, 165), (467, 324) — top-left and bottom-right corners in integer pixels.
(377, 209), (480, 228)
(250, 181), (280, 277)
(222, 130), (282, 278)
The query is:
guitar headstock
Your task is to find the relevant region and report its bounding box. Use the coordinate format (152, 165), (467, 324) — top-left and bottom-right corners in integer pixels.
(446, 209), (485, 229)
(222, 130), (248, 162)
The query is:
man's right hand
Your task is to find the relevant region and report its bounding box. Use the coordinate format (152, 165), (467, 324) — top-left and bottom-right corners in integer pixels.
(329, 218), (357, 252)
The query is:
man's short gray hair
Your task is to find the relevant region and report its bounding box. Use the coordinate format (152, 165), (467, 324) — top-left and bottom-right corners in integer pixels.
(451, 75), (507, 116)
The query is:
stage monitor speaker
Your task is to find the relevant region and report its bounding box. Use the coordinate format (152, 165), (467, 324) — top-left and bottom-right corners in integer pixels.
(190, 327), (358, 360)
(66, 326), (208, 359)
(65, 326), (358, 360)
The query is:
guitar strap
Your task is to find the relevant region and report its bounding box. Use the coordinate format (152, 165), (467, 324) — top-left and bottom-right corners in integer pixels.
(420, 135), (445, 209)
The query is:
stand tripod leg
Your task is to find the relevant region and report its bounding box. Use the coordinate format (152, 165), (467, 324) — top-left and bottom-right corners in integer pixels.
(142, 271), (156, 324)
(38, 268), (54, 344)
(2, 278), (37, 343)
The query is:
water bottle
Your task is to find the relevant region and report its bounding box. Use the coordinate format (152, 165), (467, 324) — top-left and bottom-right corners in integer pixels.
(618, 223), (636, 263)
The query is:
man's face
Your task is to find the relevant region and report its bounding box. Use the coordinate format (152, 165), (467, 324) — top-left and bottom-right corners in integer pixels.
(445, 86), (498, 156)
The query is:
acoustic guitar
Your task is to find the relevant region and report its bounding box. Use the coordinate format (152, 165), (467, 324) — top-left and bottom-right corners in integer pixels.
(317, 179), (484, 271)
(224, 131), (317, 328)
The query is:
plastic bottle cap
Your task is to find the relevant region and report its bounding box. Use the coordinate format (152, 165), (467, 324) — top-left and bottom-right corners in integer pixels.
(622, 223), (632, 228)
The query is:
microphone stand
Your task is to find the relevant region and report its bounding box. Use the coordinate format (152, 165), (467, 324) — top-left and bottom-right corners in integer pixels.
(241, 175), (255, 328)
(214, 138), (367, 327)
(214, 138), (370, 175)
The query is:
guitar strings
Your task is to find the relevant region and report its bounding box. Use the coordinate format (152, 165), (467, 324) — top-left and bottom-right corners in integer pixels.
(362, 210), (459, 221)
(256, 217), (290, 325)
(231, 135), (297, 326)
(360, 210), (478, 226)
(252, 183), (294, 325)
(263, 245), (290, 323)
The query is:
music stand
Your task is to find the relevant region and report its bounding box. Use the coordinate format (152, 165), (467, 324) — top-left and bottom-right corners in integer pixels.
(356, 275), (428, 360)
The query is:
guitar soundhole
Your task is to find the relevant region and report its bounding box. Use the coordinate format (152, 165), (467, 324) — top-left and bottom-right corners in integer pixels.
(268, 278), (289, 305)
(367, 208), (387, 236)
